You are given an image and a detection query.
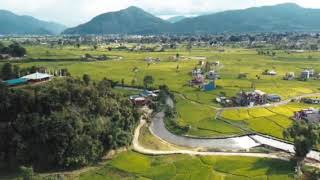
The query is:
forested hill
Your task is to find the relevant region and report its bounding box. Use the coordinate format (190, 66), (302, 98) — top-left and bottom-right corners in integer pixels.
(0, 10), (66, 35)
(63, 3), (320, 35)
(0, 77), (140, 170)
(173, 3), (320, 33)
(63, 6), (171, 35)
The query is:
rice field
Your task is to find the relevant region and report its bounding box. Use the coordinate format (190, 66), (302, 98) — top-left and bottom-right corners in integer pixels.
(78, 151), (295, 180)
(2, 45), (320, 139)
(221, 103), (320, 139)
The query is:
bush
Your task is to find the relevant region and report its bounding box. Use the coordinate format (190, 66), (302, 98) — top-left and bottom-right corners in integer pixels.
(20, 166), (34, 180)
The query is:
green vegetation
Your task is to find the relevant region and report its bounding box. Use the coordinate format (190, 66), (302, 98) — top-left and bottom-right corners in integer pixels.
(0, 42), (26, 58)
(221, 103), (320, 139)
(138, 125), (183, 151)
(176, 96), (245, 137)
(2, 44), (320, 139)
(78, 151), (295, 180)
(64, 4), (320, 35)
(284, 121), (320, 177)
(0, 10), (66, 35)
(0, 78), (139, 170)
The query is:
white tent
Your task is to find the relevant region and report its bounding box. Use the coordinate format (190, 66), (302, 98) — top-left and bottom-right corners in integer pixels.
(22, 72), (53, 80)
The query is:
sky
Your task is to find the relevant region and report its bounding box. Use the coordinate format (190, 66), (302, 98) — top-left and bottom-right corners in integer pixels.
(1, 0), (320, 27)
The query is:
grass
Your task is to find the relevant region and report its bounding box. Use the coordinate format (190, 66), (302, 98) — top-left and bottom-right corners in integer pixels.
(77, 151), (295, 180)
(138, 125), (184, 151)
(175, 96), (245, 137)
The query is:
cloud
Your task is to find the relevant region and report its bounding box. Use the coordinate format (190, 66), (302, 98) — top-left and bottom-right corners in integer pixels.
(0, 0), (319, 26)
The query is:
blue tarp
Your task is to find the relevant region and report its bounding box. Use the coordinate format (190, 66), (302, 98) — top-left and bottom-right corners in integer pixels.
(203, 81), (216, 91)
(5, 78), (28, 86)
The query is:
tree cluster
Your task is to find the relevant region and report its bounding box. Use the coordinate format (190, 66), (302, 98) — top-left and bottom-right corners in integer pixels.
(0, 77), (140, 170)
(0, 42), (26, 58)
(0, 63), (70, 81)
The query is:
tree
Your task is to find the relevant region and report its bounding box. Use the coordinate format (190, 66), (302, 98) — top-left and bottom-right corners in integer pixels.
(121, 78), (125, 87)
(8, 43), (26, 57)
(284, 121), (320, 176)
(143, 75), (154, 88)
(176, 53), (180, 60)
(1, 63), (14, 80)
(131, 78), (136, 86)
(20, 166), (34, 180)
(83, 74), (91, 85)
(13, 65), (20, 77)
(0, 77), (140, 170)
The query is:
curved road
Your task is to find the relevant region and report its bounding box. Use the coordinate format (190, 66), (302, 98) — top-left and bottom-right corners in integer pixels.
(118, 86), (320, 161)
(148, 97), (320, 161)
(150, 112), (260, 151)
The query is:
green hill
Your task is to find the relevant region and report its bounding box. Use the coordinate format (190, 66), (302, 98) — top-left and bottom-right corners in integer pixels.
(173, 3), (320, 33)
(167, 16), (187, 23)
(63, 3), (320, 35)
(63, 6), (171, 35)
(0, 10), (67, 35)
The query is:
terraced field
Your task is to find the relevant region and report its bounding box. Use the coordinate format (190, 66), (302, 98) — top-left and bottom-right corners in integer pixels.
(221, 103), (320, 139)
(78, 151), (295, 180)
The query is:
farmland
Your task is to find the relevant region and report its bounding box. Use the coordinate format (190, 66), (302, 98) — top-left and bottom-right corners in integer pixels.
(77, 151), (295, 180)
(2, 44), (320, 139)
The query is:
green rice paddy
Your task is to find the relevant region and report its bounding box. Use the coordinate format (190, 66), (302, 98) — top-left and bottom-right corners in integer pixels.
(78, 151), (295, 180)
(3, 45), (320, 139)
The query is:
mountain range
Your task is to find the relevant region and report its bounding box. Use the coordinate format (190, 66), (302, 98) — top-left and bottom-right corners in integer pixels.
(2, 3), (320, 35)
(63, 3), (320, 35)
(0, 10), (66, 35)
(167, 16), (187, 23)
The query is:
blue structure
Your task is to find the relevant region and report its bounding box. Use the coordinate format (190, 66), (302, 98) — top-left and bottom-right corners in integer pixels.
(4, 78), (28, 86)
(203, 81), (216, 91)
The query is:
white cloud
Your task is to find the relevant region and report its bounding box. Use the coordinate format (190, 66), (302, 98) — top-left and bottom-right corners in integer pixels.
(0, 0), (320, 26)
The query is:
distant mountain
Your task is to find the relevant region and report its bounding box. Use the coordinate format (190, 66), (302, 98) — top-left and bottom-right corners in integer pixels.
(167, 16), (186, 23)
(173, 3), (320, 34)
(64, 3), (320, 35)
(63, 6), (171, 35)
(0, 10), (67, 35)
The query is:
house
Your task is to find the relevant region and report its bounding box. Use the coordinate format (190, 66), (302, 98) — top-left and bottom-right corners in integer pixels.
(266, 70), (277, 76)
(301, 70), (310, 80)
(129, 90), (159, 106)
(301, 69), (314, 80)
(0, 54), (11, 60)
(216, 96), (232, 106)
(207, 71), (219, 80)
(198, 60), (205, 66)
(21, 72), (53, 82)
(236, 90), (267, 107)
(140, 90), (158, 99)
(283, 72), (295, 80)
(294, 108), (320, 124)
(191, 74), (205, 85)
(130, 96), (149, 106)
(267, 94), (282, 102)
(192, 68), (203, 77)
(302, 98), (320, 104)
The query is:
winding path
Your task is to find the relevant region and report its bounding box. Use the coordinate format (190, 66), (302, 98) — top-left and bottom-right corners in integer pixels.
(133, 119), (289, 161)
(147, 97), (320, 162)
(121, 85), (320, 162)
